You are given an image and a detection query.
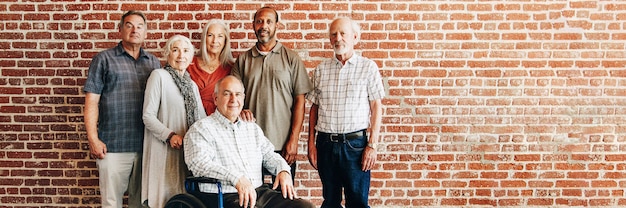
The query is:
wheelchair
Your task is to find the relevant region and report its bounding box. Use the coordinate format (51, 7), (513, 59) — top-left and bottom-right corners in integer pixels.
(164, 169), (274, 208)
(164, 176), (223, 208)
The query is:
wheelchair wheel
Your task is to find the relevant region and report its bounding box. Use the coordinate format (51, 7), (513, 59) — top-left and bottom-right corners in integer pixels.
(164, 193), (206, 208)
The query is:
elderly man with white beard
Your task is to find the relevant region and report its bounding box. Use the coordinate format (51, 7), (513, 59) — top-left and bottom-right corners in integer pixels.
(306, 17), (386, 208)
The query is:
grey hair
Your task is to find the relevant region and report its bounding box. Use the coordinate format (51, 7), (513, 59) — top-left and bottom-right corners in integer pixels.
(163, 35), (195, 59)
(331, 17), (361, 42)
(199, 19), (234, 67)
(213, 75), (245, 95)
(118, 10), (147, 29)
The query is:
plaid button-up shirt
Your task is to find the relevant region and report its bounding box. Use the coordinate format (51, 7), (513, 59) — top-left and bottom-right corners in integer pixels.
(307, 54), (385, 134)
(83, 42), (160, 152)
(184, 111), (291, 193)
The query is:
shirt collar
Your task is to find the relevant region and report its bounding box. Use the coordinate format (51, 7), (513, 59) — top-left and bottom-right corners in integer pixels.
(252, 41), (283, 57)
(114, 41), (149, 59)
(212, 110), (241, 127)
(333, 53), (359, 66)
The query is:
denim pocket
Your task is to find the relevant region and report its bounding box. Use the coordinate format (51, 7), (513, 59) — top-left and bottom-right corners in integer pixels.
(346, 136), (366, 151)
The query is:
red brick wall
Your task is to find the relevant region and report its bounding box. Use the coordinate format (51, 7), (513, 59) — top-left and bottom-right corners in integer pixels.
(1, 1), (626, 207)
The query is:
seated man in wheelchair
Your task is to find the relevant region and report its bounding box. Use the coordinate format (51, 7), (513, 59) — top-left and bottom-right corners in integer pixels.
(184, 75), (315, 208)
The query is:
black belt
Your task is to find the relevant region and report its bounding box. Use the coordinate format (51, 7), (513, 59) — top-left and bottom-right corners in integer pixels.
(318, 129), (366, 143)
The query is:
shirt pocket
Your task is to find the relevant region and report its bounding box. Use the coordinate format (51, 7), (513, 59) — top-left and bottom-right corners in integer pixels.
(270, 68), (291, 91)
(346, 80), (367, 100)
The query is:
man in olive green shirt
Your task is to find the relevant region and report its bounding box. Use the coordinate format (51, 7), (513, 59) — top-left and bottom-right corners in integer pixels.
(231, 6), (312, 178)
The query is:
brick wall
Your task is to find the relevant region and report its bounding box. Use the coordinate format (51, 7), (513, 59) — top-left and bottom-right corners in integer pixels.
(1, 1), (625, 207)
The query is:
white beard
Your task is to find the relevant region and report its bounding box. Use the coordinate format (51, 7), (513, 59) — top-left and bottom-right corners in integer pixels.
(333, 46), (349, 55)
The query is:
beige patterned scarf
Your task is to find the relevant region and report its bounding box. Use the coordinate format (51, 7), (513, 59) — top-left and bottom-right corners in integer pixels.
(164, 65), (198, 127)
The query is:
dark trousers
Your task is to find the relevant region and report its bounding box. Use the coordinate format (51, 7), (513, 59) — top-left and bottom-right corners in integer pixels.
(317, 130), (371, 208)
(195, 184), (314, 208)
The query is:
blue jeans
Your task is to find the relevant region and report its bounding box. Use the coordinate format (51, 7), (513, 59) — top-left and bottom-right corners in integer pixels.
(317, 131), (370, 208)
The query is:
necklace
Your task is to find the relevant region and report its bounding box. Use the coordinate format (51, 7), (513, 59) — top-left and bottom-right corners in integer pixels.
(200, 59), (219, 73)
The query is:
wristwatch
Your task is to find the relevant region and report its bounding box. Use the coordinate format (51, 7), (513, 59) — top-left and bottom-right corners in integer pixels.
(367, 142), (375, 149)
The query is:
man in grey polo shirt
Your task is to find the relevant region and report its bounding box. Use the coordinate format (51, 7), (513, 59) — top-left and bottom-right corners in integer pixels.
(83, 10), (160, 208)
(231, 6), (312, 179)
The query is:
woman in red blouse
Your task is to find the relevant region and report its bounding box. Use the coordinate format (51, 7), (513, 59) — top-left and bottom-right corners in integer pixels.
(188, 19), (234, 115)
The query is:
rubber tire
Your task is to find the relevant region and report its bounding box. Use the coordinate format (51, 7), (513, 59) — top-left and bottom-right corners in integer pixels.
(164, 193), (207, 208)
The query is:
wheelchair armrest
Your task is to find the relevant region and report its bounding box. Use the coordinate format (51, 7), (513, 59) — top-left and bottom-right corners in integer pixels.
(181, 176), (223, 208)
(184, 176), (222, 195)
(184, 176), (224, 208)
(186, 176), (220, 184)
